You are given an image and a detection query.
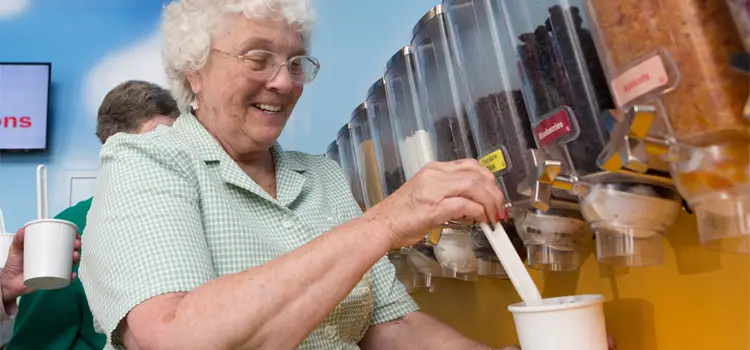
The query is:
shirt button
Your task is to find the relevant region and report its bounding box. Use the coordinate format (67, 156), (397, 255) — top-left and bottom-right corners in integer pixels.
(282, 219), (293, 228)
(327, 216), (338, 225)
(324, 324), (337, 339)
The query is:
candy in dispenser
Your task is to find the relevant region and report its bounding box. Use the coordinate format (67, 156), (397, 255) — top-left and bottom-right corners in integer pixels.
(384, 46), (436, 180)
(366, 78), (406, 197)
(725, 0), (750, 117)
(499, 0), (683, 267)
(586, 0), (750, 253)
(349, 102), (386, 209)
(335, 124), (367, 212)
(500, 0), (614, 209)
(325, 140), (340, 166)
(384, 47), (445, 286)
(411, 5), (479, 280)
(441, 0), (538, 274)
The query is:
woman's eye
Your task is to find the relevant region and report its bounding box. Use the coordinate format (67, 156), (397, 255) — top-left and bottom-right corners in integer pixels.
(244, 53), (271, 70)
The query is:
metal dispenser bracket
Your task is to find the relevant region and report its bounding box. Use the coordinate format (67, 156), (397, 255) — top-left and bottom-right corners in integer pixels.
(597, 105), (670, 173)
(525, 149), (587, 211)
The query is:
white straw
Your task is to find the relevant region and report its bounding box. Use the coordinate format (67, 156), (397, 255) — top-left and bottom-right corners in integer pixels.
(0, 208), (5, 234)
(36, 165), (48, 220)
(479, 222), (542, 305)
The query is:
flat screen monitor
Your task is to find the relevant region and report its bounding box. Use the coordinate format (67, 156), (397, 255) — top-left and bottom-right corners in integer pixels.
(0, 62), (51, 151)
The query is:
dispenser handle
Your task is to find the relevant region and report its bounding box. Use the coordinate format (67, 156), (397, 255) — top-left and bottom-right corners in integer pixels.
(598, 106), (665, 173)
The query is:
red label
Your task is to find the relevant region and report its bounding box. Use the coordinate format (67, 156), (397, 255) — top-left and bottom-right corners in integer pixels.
(534, 109), (573, 148)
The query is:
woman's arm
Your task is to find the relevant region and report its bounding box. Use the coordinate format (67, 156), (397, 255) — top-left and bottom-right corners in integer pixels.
(121, 216), (394, 350)
(80, 133), (504, 350)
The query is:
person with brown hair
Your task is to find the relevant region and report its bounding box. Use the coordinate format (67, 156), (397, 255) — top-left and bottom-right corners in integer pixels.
(5, 80), (179, 350)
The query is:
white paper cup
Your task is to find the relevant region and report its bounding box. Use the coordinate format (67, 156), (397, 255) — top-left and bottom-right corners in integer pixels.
(22, 219), (77, 290)
(0, 233), (15, 266)
(509, 294), (608, 350)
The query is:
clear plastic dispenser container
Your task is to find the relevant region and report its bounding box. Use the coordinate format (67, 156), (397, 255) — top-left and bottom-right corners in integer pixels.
(384, 47), (445, 287)
(443, 0), (536, 207)
(500, 0), (617, 211)
(581, 178), (682, 266)
(512, 200), (590, 271)
(336, 124), (367, 212)
(366, 78), (406, 197)
(350, 102), (386, 209)
(442, 0), (533, 275)
(385, 46), (437, 180)
(587, 0), (750, 254)
(325, 140), (340, 166)
(411, 5), (479, 280)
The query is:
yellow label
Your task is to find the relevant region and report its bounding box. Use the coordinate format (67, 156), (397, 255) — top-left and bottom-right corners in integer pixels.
(480, 149), (507, 173)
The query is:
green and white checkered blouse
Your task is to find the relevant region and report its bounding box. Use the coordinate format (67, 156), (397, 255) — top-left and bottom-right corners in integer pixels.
(78, 112), (419, 350)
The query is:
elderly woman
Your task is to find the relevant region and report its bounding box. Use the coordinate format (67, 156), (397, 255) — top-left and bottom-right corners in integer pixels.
(78, 1), (514, 349)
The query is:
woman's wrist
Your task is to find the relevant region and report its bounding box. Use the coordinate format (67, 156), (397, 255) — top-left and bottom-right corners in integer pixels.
(353, 214), (399, 253)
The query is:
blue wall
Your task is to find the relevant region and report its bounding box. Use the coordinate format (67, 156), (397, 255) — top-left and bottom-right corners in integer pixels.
(0, 0), (440, 231)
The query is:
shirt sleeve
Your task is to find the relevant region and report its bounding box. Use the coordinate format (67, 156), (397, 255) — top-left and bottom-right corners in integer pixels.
(78, 132), (216, 348)
(369, 256), (420, 324)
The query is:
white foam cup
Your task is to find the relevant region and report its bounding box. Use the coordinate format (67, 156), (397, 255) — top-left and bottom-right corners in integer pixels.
(22, 219), (77, 290)
(508, 294), (608, 350)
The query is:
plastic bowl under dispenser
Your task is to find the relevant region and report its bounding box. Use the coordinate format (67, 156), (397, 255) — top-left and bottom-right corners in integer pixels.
(433, 223), (479, 281)
(671, 141), (750, 254)
(469, 223), (527, 279)
(513, 202), (590, 272)
(581, 182), (682, 267)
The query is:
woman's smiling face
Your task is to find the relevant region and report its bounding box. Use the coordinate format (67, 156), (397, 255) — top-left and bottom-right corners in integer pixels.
(188, 14), (306, 156)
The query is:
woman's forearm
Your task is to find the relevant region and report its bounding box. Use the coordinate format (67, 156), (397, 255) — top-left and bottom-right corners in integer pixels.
(148, 216), (393, 349)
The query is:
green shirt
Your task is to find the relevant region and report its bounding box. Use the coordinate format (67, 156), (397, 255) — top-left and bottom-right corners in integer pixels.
(79, 112), (419, 350)
(8, 197), (106, 350)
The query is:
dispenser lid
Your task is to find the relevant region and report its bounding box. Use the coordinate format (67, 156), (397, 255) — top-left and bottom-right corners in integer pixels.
(336, 123), (350, 140)
(385, 46), (412, 75)
(412, 5), (444, 38)
(366, 78), (386, 101)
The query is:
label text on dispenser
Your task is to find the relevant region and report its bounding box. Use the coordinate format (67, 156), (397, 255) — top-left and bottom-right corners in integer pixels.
(611, 55), (669, 107)
(535, 109), (574, 148)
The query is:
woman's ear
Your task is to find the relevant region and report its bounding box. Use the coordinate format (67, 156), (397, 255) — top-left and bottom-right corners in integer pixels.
(186, 70), (203, 97)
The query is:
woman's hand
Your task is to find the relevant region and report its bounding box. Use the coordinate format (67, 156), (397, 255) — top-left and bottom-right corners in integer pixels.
(362, 159), (506, 249)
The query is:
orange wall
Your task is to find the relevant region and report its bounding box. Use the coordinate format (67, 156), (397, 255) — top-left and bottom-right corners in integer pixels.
(413, 212), (750, 349)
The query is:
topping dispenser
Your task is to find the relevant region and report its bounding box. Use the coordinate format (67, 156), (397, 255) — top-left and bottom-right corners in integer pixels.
(325, 140), (340, 166)
(410, 5), (480, 280)
(444, 0), (587, 271)
(366, 78), (406, 199)
(335, 124), (367, 213)
(366, 78), (417, 292)
(586, 0), (750, 254)
(384, 47), (445, 289)
(349, 102), (386, 209)
(498, 0), (683, 267)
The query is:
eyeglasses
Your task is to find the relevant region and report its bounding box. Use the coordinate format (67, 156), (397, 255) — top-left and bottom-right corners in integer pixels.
(212, 49), (320, 84)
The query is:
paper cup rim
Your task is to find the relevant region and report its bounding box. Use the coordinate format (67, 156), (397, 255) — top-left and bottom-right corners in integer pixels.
(508, 294), (605, 314)
(22, 219), (78, 231)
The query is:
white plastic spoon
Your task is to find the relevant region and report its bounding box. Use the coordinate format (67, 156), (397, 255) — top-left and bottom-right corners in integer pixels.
(479, 222), (542, 305)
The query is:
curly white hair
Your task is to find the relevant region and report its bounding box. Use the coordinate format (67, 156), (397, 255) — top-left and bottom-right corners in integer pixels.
(162, 0), (316, 111)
